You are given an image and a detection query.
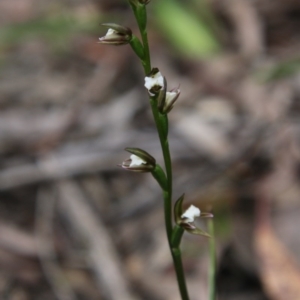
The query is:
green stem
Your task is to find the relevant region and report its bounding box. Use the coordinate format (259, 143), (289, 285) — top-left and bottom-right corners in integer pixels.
(136, 4), (151, 74)
(171, 225), (184, 248)
(133, 6), (190, 300)
(208, 219), (216, 300)
(172, 248), (190, 300)
(148, 49), (190, 300)
(141, 28), (151, 74)
(150, 99), (172, 238)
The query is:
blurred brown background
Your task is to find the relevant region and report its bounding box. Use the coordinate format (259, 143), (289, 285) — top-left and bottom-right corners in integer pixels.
(1, 0), (300, 299)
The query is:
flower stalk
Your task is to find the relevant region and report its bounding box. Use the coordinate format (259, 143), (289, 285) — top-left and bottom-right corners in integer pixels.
(132, 6), (190, 298)
(100, 2), (214, 299)
(208, 218), (216, 300)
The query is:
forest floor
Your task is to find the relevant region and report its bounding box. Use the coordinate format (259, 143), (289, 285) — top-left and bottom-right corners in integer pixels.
(1, 0), (300, 299)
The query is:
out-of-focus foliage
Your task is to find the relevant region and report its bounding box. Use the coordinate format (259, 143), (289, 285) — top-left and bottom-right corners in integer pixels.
(256, 57), (300, 82)
(0, 12), (100, 50)
(153, 0), (220, 58)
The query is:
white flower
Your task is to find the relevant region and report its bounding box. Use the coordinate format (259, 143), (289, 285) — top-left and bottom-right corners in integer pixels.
(129, 154), (146, 167)
(181, 205), (200, 222)
(144, 71), (164, 95)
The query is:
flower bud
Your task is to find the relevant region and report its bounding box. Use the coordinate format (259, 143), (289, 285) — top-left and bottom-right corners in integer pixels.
(120, 148), (156, 172)
(144, 68), (165, 96)
(99, 23), (132, 46)
(162, 86), (180, 113)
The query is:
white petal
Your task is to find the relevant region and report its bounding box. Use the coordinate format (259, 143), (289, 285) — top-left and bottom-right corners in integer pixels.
(99, 29), (117, 41)
(144, 72), (164, 90)
(154, 72), (164, 86)
(106, 28), (116, 36)
(144, 77), (156, 90)
(165, 91), (177, 104)
(181, 205), (201, 222)
(129, 154), (146, 167)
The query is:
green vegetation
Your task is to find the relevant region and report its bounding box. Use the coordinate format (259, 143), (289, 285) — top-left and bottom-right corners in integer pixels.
(153, 0), (220, 58)
(0, 13), (100, 49)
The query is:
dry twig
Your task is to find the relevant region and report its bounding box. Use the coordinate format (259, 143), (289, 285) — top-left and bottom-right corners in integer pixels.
(57, 180), (137, 300)
(35, 187), (78, 300)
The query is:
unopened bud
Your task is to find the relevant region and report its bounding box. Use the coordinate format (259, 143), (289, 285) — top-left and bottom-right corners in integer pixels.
(99, 23), (132, 46)
(120, 148), (156, 172)
(162, 86), (180, 113)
